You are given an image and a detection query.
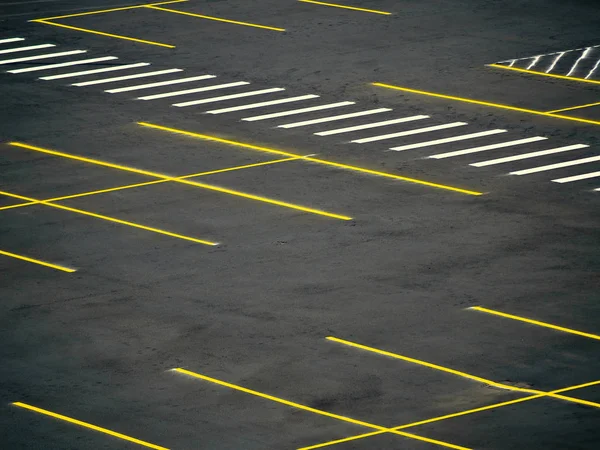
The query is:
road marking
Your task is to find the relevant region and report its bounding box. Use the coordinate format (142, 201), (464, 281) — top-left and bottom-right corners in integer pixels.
(137, 81), (249, 100)
(12, 402), (169, 450)
(138, 122), (484, 196)
(298, 0), (392, 15)
(39, 62), (151, 80)
(206, 94), (319, 114)
(0, 43), (55, 54)
(9, 142), (351, 221)
(510, 155), (600, 175)
(279, 108), (392, 129)
(173, 87), (285, 107)
(553, 170), (600, 183)
(72, 68), (183, 86)
(33, 0), (188, 20)
(389, 129), (507, 151)
(105, 74), (217, 93)
(0, 37), (25, 44)
(0, 49), (86, 65)
(0, 250), (75, 272)
(243, 101), (356, 121)
(373, 82), (600, 127)
(8, 56), (119, 74)
(547, 101), (600, 114)
(351, 122), (467, 144)
(470, 144), (589, 167)
(173, 368), (470, 450)
(488, 63), (600, 86)
(430, 136), (547, 159)
(315, 115), (429, 136)
(470, 306), (600, 340)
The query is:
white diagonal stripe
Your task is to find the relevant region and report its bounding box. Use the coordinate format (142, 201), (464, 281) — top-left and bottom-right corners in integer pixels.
(0, 44), (54, 54)
(0, 38), (25, 44)
(0, 50), (86, 65)
(553, 171), (600, 183)
(138, 81), (250, 101)
(315, 115), (429, 136)
(390, 129), (507, 151)
(471, 144), (589, 167)
(173, 88), (285, 107)
(105, 74), (217, 93)
(279, 108), (392, 129)
(8, 56), (118, 73)
(351, 122), (468, 144)
(511, 155), (600, 176)
(40, 62), (150, 80)
(72, 68), (183, 87)
(430, 136), (547, 159)
(594, 187), (600, 191)
(206, 94), (319, 114)
(242, 101), (355, 122)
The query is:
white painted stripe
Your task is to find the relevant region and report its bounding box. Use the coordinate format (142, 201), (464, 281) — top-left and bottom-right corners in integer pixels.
(430, 136), (548, 159)
(351, 122), (468, 144)
(390, 129), (507, 151)
(315, 115), (429, 136)
(0, 38), (25, 44)
(594, 187), (600, 191)
(8, 56), (118, 73)
(138, 81), (250, 101)
(279, 108), (392, 129)
(242, 101), (355, 122)
(173, 88), (285, 107)
(206, 94), (319, 114)
(40, 62), (150, 80)
(471, 144), (589, 167)
(552, 171), (600, 183)
(0, 44), (55, 54)
(510, 155), (600, 176)
(0, 50), (86, 65)
(105, 74), (217, 93)
(72, 68), (183, 87)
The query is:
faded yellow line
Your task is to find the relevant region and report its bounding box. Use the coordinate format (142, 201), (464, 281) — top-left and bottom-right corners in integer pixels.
(547, 101), (600, 114)
(470, 306), (600, 341)
(0, 249), (75, 272)
(298, 0), (391, 15)
(488, 63), (600, 86)
(33, 0), (188, 20)
(173, 368), (470, 450)
(145, 5), (285, 32)
(13, 402), (168, 450)
(373, 82), (600, 127)
(138, 122), (484, 196)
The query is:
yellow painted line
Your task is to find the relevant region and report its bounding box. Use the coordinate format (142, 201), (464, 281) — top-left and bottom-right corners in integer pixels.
(145, 6), (286, 32)
(33, 0), (188, 20)
(547, 101), (600, 114)
(9, 142), (350, 221)
(138, 122), (484, 196)
(12, 402), (168, 450)
(172, 368), (471, 450)
(0, 189), (218, 245)
(373, 82), (600, 127)
(470, 306), (600, 341)
(0, 157), (300, 212)
(33, 20), (175, 48)
(0, 250), (75, 272)
(299, 379), (600, 449)
(488, 63), (600, 86)
(298, 0), (392, 15)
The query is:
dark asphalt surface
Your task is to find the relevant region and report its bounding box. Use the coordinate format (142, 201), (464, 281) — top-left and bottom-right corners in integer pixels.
(1, 1), (599, 449)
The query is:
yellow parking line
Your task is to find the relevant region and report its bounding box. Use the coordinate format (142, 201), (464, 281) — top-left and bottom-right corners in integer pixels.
(172, 368), (470, 450)
(12, 402), (168, 450)
(145, 6), (286, 32)
(470, 306), (600, 341)
(0, 189), (218, 245)
(488, 63), (600, 86)
(9, 142), (350, 221)
(34, 0), (188, 21)
(373, 82), (600, 126)
(138, 122), (484, 196)
(298, 0), (392, 15)
(547, 101), (600, 114)
(0, 249), (75, 272)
